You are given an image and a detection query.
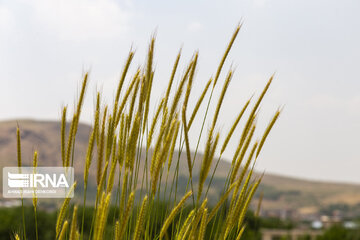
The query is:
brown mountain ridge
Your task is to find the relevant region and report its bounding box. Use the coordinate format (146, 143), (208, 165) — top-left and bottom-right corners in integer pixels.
(1, 119), (360, 218)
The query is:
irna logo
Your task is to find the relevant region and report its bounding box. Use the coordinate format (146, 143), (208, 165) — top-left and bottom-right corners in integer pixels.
(8, 172), (69, 188)
(3, 167), (74, 198)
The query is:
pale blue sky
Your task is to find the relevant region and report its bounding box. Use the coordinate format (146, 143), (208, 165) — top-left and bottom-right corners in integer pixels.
(1, 0), (360, 183)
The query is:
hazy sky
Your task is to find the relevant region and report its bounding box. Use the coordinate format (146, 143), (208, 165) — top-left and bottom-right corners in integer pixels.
(1, 0), (360, 183)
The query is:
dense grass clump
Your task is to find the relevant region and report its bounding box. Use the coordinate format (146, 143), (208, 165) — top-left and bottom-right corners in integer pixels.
(15, 24), (280, 240)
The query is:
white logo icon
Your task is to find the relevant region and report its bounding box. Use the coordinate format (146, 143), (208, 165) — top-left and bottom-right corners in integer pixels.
(8, 173), (30, 188)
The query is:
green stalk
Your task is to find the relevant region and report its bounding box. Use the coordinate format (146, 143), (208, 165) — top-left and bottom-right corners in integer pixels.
(21, 198), (26, 240)
(34, 206), (38, 240)
(80, 184), (87, 240)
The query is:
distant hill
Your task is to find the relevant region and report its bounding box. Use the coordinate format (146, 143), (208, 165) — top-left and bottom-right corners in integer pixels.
(1, 119), (360, 217)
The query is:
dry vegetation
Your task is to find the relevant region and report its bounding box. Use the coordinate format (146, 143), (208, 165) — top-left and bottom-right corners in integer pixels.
(13, 25), (280, 240)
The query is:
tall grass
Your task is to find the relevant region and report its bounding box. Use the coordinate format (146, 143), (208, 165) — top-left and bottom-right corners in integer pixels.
(15, 24), (280, 239)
